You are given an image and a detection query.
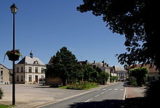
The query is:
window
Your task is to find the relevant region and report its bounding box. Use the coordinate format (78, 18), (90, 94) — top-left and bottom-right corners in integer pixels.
(29, 67), (32, 73)
(21, 67), (23, 72)
(21, 76), (23, 82)
(0, 71), (3, 76)
(29, 75), (32, 82)
(17, 67), (19, 73)
(34, 61), (38, 64)
(17, 76), (19, 82)
(35, 67), (38, 73)
(41, 75), (44, 78)
(41, 68), (45, 73)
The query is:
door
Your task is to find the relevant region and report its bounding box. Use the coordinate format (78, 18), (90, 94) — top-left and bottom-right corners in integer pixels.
(35, 75), (38, 83)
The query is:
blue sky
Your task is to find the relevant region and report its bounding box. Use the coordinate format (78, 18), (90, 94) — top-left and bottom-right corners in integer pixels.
(0, 0), (126, 68)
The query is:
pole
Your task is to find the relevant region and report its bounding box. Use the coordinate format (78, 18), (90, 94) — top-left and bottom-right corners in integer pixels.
(12, 12), (16, 105)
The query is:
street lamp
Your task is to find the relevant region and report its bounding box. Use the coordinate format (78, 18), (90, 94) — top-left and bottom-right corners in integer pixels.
(10, 3), (18, 105)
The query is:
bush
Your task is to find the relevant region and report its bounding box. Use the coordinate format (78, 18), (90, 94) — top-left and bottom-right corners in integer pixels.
(128, 77), (138, 86)
(0, 88), (3, 99)
(97, 71), (109, 85)
(129, 67), (148, 86)
(66, 82), (98, 90)
(110, 76), (118, 82)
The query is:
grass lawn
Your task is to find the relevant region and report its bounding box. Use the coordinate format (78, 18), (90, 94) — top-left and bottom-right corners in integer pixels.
(0, 104), (14, 108)
(0, 104), (10, 108)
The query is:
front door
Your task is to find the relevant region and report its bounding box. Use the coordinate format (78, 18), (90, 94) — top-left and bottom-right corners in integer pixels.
(35, 75), (38, 83)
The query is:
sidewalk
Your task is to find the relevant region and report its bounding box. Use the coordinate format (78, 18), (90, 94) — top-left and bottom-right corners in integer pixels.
(125, 86), (146, 99)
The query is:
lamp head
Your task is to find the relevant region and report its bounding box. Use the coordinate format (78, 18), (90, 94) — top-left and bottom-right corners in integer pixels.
(10, 4), (18, 13)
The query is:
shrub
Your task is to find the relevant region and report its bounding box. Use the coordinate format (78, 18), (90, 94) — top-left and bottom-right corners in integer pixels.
(0, 88), (3, 99)
(128, 77), (138, 86)
(110, 76), (118, 82)
(129, 67), (148, 86)
(66, 82), (98, 90)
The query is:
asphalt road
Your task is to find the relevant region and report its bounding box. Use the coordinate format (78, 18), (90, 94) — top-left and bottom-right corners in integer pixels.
(40, 82), (125, 108)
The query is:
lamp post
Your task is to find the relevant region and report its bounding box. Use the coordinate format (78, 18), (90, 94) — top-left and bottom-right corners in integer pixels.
(10, 3), (18, 105)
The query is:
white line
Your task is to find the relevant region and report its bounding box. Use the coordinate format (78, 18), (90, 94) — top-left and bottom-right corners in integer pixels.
(123, 88), (126, 100)
(120, 89), (124, 91)
(114, 89), (118, 90)
(102, 89), (106, 90)
(85, 98), (93, 102)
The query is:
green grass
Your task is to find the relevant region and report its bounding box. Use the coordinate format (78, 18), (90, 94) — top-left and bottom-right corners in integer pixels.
(0, 104), (11, 108)
(59, 82), (98, 90)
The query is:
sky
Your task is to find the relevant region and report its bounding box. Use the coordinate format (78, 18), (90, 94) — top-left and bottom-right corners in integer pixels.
(0, 0), (126, 68)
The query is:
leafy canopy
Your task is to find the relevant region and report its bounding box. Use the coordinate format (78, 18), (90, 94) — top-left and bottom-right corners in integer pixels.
(77, 0), (160, 69)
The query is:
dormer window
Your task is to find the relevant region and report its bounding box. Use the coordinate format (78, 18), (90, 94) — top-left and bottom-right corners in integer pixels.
(34, 60), (38, 64)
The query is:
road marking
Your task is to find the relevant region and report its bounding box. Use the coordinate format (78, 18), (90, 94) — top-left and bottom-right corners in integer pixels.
(102, 89), (106, 90)
(120, 89), (124, 91)
(94, 94), (100, 97)
(85, 98), (93, 102)
(123, 88), (126, 100)
(114, 89), (118, 90)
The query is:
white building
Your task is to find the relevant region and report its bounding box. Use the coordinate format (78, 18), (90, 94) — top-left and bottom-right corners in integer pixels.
(15, 53), (46, 84)
(114, 66), (127, 81)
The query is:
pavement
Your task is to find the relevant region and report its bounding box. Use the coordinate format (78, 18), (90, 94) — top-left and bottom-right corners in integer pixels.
(125, 86), (146, 99)
(0, 82), (146, 108)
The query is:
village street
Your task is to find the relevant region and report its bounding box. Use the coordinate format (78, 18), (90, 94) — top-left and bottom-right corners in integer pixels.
(0, 82), (125, 107)
(0, 82), (130, 108)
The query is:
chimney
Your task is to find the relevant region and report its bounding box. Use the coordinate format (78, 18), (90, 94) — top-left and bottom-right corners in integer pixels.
(30, 51), (33, 58)
(102, 60), (105, 67)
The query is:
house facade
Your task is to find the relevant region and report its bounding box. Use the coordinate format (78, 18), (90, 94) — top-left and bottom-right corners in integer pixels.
(15, 53), (46, 84)
(0, 64), (10, 84)
(114, 66), (127, 81)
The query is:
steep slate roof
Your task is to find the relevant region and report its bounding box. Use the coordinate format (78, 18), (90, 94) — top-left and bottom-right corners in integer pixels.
(17, 56), (45, 65)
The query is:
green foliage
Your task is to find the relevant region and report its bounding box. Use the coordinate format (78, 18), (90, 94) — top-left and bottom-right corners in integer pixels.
(77, 0), (160, 69)
(97, 71), (109, 85)
(0, 88), (3, 99)
(46, 47), (109, 86)
(129, 68), (148, 86)
(0, 105), (10, 108)
(110, 76), (118, 82)
(65, 82), (98, 90)
(46, 47), (78, 85)
(128, 77), (138, 86)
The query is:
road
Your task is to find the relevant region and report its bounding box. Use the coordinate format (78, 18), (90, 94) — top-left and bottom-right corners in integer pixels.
(40, 82), (125, 108)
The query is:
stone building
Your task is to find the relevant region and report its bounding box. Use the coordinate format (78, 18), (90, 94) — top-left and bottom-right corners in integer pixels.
(0, 64), (10, 84)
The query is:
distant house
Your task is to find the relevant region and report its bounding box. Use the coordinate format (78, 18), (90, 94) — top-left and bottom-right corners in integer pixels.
(114, 66), (127, 81)
(92, 61), (111, 74)
(15, 52), (46, 84)
(128, 64), (160, 82)
(0, 64), (10, 84)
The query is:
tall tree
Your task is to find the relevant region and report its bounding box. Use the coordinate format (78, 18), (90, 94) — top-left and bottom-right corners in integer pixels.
(77, 0), (160, 69)
(46, 47), (78, 85)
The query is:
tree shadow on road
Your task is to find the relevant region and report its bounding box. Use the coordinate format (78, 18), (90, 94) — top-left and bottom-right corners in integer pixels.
(69, 99), (125, 108)
(69, 97), (145, 108)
